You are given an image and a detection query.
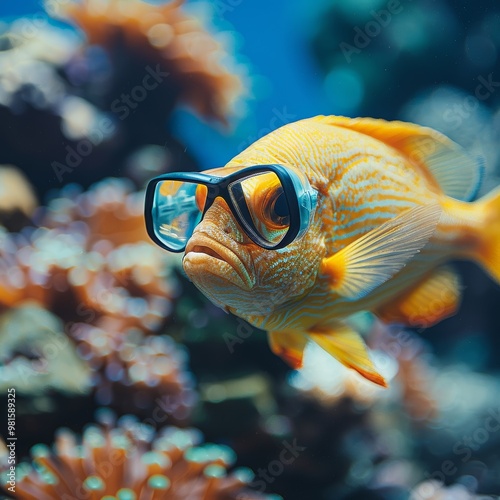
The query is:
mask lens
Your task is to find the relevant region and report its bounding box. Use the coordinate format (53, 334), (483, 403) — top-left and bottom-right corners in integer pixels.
(152, 180), (207, 251)
(229, 172), (290, 246)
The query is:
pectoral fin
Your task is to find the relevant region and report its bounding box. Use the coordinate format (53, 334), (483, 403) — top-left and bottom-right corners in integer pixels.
(376, 265), (461, 328)
(268, 330), (308, 369)
(307, 321), (387, 387)
(320, 203), (441, 300)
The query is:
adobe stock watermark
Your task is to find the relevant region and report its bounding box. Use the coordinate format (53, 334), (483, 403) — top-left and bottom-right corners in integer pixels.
(443, 73), (500, 130)
(412, 406), (500, 499)
(140, 393), (190, 429)
(7, 14), (48, 45)
(237, 107), (297, 152)
(44, 0), (72, 17)
(7, 0), (72, 46)
(237, 439), (306, 497)
(213, 0), (243, 18)
(340, 0), (404, 63)
(51, 64), (169, 182)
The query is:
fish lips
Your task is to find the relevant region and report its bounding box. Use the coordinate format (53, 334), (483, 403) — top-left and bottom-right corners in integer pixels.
(183, 233), (255, 291)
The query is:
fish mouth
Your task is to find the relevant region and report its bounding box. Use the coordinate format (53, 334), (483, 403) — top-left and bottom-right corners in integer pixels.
(184, 233), (255, 291)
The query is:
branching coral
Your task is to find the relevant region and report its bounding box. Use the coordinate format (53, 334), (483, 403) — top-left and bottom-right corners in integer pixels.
(0, 415), (277, 500)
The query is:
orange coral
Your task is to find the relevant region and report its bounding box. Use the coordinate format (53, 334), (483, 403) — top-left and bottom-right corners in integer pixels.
(1, 179), (178, 330)
(71, 318), (196, 421)
(51, 0), (244, 124)
(1, 416), (274, 500)
(43, 179), (148, 247)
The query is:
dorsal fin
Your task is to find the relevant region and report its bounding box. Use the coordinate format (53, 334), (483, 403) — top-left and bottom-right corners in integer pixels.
(311, 115), (484, 201)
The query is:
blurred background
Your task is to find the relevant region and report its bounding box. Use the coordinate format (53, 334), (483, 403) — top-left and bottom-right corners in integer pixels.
(1, 0), (500, 499)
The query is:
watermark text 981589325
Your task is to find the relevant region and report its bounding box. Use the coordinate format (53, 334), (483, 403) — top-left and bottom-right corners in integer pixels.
(5, 388), (16, 494)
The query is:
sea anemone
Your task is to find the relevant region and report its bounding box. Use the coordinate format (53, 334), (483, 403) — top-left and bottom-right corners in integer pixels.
(0, 414), (278, 499)
(51, 0), (245, 125)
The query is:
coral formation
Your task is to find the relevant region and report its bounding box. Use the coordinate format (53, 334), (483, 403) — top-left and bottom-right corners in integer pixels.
(72, 320), (197, 422)
(0, 414), (277, 500)
(0, 178), (195, 430)
(1, 178), (178, 326)
(52, 0), (244, 125)
(0, 0), (245, 195)
(0, 23), (116, 195)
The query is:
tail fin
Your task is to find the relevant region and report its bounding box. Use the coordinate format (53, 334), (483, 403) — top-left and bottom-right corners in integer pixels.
(475, 186), (500, 284)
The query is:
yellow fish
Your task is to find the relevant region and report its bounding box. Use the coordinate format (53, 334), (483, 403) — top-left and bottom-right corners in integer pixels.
(181, 115), (500, 387)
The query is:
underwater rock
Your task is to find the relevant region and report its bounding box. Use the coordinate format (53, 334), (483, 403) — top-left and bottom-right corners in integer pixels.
(0, 413), (279, 499)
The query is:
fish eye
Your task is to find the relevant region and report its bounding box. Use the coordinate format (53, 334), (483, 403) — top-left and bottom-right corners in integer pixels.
(260, 186), (290, 228)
